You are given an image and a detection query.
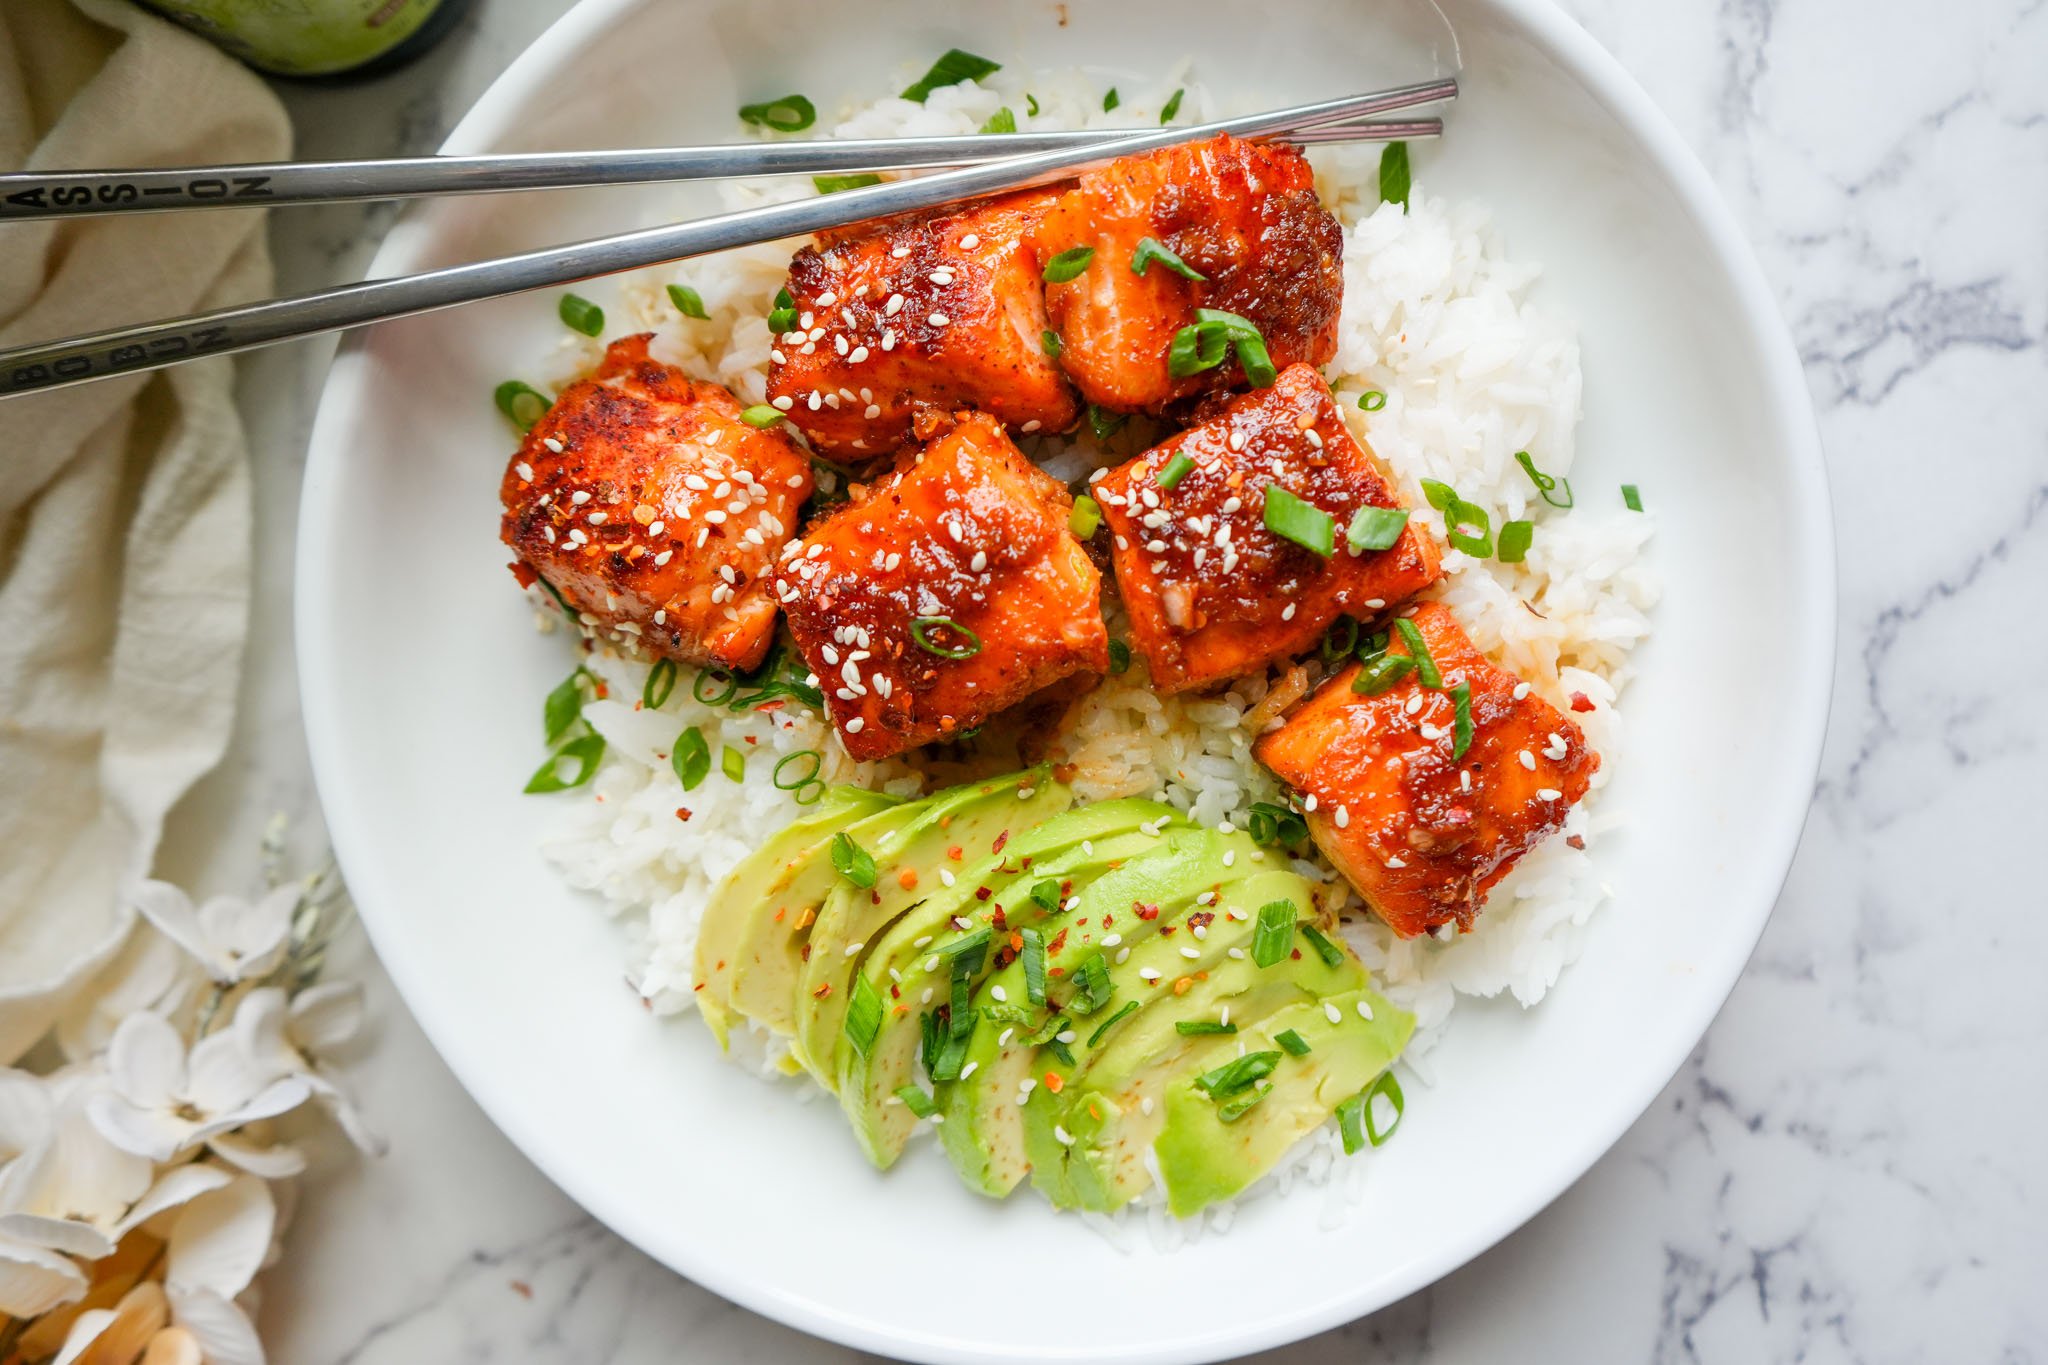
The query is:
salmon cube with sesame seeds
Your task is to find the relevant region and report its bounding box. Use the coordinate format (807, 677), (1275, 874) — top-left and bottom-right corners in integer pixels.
(773, 409), (1108, 761)
(766, 189), (1080, 461)
(1092, 363), (1439, 694)
(1252, 602), (1600, 939)
(1032, 134), (1343, 415)
(500, 334), (811, 673)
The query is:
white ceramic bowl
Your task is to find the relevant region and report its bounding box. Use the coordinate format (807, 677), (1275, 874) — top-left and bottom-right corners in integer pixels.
(297, 1), (1833, 1359)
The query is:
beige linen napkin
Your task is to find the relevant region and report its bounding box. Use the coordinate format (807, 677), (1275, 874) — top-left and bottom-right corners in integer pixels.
(0, 0), (288, 1061)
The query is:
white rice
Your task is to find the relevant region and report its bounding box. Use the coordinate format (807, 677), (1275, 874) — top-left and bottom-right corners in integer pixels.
(521, 71), (1658, 1230)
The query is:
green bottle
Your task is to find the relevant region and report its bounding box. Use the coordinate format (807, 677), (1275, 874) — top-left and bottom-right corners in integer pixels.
(137, 0), (474, 78)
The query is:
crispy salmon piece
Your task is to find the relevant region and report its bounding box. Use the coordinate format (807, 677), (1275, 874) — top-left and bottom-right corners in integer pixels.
(772, 411), (1107, 761)
(500, 335), (810, 672)
(1033, 134), (1343, 413)
(1253, 602), (1599, 938)
(766, 190), (1079, 460)
(1091, 364), (1439, 693)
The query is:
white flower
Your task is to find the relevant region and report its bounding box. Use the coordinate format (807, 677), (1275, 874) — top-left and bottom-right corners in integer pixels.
(85, 1013), (309, 1165)
(55, 1175), (276, 1365)
(56, 922), (203, 1063)
(132, 881), (296, 986)
(231, 985), (382, 1157)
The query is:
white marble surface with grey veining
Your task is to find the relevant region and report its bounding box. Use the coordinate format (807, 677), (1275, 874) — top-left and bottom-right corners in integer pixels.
(153, 0), (2048, 1358)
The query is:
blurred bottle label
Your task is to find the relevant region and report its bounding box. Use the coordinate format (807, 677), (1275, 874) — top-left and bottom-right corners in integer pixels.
(138, 0), (455, 77)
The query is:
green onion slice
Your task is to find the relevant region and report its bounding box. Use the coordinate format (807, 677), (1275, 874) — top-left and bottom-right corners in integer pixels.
(1623, 483), (1644, 511)
(1025, 93), (1040, 116)
(930, 1008), (977, 1079)
(1107, 639), (1132, 674)
(1276, 1028), (1311, 1056)
(1102, 88), (1120, 112)
(1299, 922), (1346, 969)
(771, 749), (821, 791)
(737, 94), (816, 132)
(1350, 653), (1416, 695)
(979, 106), (1016, 135)
(844, 975), (883, 1055)
(1194, 1049), (1280, 1099)
(1021, 927), (1048, 1006)
(895, 1083), (938, 1117)
(1321, 617), (1359, 662)
(1391, 616), (1443, 688)
(670, 729), (709, 790)
(720, 744), (746, 782)
(1167, 308), (1276, 386)
(524, 734), (606, 794)
(901, 49), (1001, 102)
(1086, 404), (1126, 441)
(1067, 954), (1113, 1015)
(1175, 1019), (1238, 1036)
(1041, 328), (1063, 359)
(910, 615), (982, 659)
(1245, 801), (1307, 849)
(1336, 1088), (1368, 1154)
(665, 284), (709, 319)
(544, 668), (587, 745)
(1251, 900), (1296, 968)
(1156, 451), (1196, 490)
(1042, 246), (1097, 283)
(1358, 390), (1387, 412)
(1160, 88), (1185, 122)
(1449, 681), (1475, 759)
(829, 831), (877, 888)
(1497, 519), (1534, 563)
(641, 661), (678, 711)
(558, 293), (603, 337)
(1131, 236), (1206, 282)
(691, 668), (738, 706)
(814, 173), (882, 195)
(1364, 1070), (1405, 1146)
(1087, 999), (1140, 1048)
(1263, 485), (1334, 557)
(1346, 505), (1409, 553)
(1419, 479), (1458, 514)
(1029, 879), (1062, 912)
(494, 380), (551, 432)
(1068, 494), (1101, 538)
(1217, 1082), (1272, 1123)
(766, 286), (798, 334)
(1378, 140), (1411, 210)
(740, 405), (785, 429)
(1514, 451), (1574, 509)
(1445, 497), (1493, 558)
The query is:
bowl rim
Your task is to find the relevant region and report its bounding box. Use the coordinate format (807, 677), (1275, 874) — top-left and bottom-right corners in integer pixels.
(295, 0), (1836, 1358)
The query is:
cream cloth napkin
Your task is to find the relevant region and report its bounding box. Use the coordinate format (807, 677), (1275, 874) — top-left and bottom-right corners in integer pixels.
(0, 0), (289, 1062)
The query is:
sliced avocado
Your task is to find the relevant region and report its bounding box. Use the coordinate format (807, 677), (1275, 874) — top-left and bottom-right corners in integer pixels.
(1151, 987), (1412, 1216)
(1026, 884), (1373, 1211)
(793, 768), (1068, 1085)
(694, 786), (902, 1048)
(723, 797), (925, 1042)
(833, 799), (1184, 1168)
(939, 853), (1296, 1199)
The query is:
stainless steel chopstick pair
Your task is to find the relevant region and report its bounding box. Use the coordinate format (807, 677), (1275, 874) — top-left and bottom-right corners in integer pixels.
(0, 78), (1455, 398)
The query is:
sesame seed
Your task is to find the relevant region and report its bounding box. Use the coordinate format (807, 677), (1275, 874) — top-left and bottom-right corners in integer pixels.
(570, 490), (592, 505)
(1519, 750), (1536, 770)
(1324, 1002), (1343, 1024)
(1538, 788), (1562, 801)
(1281, 603), (1297, 620)
(884, 293), (904, 316)
(1305, 429), (1324, 449)
(1054, 1125), (1075, 1146)
(990, 985), (1008, 1002)
(846, 718), (865, 734)
(1356, 999), (1375, 1020)
(881, 330), (897, 351)
(566, 528), (587, 545)
(1460, 769), (1473, 791)
(653, 550), (673, 566)
(891, 245), (912, 258)
(1513, 682), (1532, 700)
(1101, 933), (1122, 947)
(542, 437), (565, 453)
(514, 461), (534, 481)
(850, 346), (870, 363)
(1139, 967), (1161, 981)
(1022, 420), (1041, 433)
(1140, 1096), (1155, 1116)
(959, 233), (980, 248)
(928, 269), (954, 285)
(771, 395), (794, 411)
(834, 335), (850, 357)
(1303, 794), (1318, 812)
(1115, 947), (1130, 964)
(843, 941), (863, 957)
(1227, 946), (1246, 959)
(960, 1061), (978, 1079)
(928, 312), (950, 327)
(1335, 805), (1351, 828)
(1180, 946), (1199, 960)
(1385, 855), (1407, 869)
(1419, 723), (1442, 740)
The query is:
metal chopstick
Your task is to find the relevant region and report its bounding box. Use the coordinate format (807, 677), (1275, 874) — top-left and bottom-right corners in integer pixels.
(0, 78), (1455, 399)
(0, 119), (1443, 223)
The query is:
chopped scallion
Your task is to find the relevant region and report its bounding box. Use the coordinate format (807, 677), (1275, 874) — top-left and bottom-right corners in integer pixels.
(1194, 1049), (1280, 1098)
(979, 106), (1016, 135)
(666, 284), (709, 319)
(642, 658), (678, 709)
(737, 94), (816, 133)
(1358, 390), (1387, 412)
(895, 1083), (938, 1117)
(1391, 616), (1443, 688)
(1445, 497), (1493, 558)
(1217, 1081), (1272, 1122)
(1107, 639), (1132, 674)
(1514, 450), (1574, 508)
(1041, 328), (1063, 359)
(1156, 452), (1196, 490)
(1365, 1069), (1404, 1146)
(910, 615), (982, 660)
(1087, 999), (1140, 1047)
(1131, 236), (1205, 282)
(1299, 922), (1346, 968)
(845, 975), (883, 1055)
(902, 49), (1001, 102)
(1102, 87), (1120, 112)
(1160, 88), (1185, 122)
(1623, 483), (1644, 511)
(1068, 494), (1101, 538)
(1022, 927), (1048, 1006)
(1378, 140), (1411, 210)
(1067, 954), (1113, 1015)
(1498, 519), (1534, 563)
(813, 173), (882, 194)
(543, 668), (587, 745)
(766, 286), (798, 334)
(1276, 1028), (1311, 1056)
(1449, 681), (1474, 759)
(1262, 485), (1334, 556)
(1420, 479), (1457, 514)
(720, 745), (746, 782)
(830, 831), (877, 888)
(1345, 505), (1409, 553)
(558, 293), (603, 337)
(1245, 802), (1307, 849)
(1175, 1019), (1238, 1036)
(1350, 653), (1416, 695)
(1043, 246), (1097, 283)
(524, 734), (605, 794)
(493, 380), (550, 432)
(771, 749), (821, 791)
(670, 728), (709, 790)
(691, 668), (738, 706)
(740, 405), (785, 429)
(1251, 900), (1296, 968)
(1086, 404), (1126, 441)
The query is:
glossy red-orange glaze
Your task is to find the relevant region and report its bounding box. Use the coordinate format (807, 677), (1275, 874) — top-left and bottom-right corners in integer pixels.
(767, 189), (1079, 460)
(1253, 602), (1599, 938)
(499, 335), (810, 671)
(773, 411), (1107, 761)
(1092, 364), (1439, 692)
(1033, 134), (1343, 413)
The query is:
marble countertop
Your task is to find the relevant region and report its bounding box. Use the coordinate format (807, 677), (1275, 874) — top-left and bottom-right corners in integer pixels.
(158, 0), (2047, 1358)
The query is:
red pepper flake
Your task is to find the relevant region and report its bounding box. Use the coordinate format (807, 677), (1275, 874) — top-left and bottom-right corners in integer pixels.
(1133, 902), (1161, 921)
(744, 734), (760, 745)
(811, 981), (831, 998)
(675, 808), (692, 821)
(1569, 692), (1595, 713)
(1159, 924), (1177, 937)
(1566, 834), (1587, 850)
(801, 945), (813, 962)
(889, 984), (901, 998)
(592, 681), (610, 699)
(1047, 928), (1069, 955)
(992, 830), (1010, 854)
(897, 867), (919, 890)
(948, 845), (965, 861)
(1188, 911), (1215, 931)
(1044, 1072), (1065, 1093)
(511, 1280), (533, 1300)
(990, 906), (1009, 931)
(975, 886), (993, 901)
(1008, 932), (1024, 952)
(754, 699), (786, 713)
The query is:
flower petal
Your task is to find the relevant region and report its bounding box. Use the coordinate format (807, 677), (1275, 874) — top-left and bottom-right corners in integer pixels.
(304, 1069), (386, 1157)
(0, 1068), (54, 1157)
(287, 981), (363, 1053)
(185, 1021), (283, 1115)
(33, 1091), (153, 1226)
(84, 1092), (195, 1164)
(112, 1162), (234, 1239)
(205, 1131), (307, 1179)
(56, 929), (199, 1063)
(106, 1012), (187, 1110)
(51, 1307), (116, 1365)
(55, 1279), (166, 1365)
(227, 988), (298, 1078)
(131, 883), (222, 978)
(166, 1174), (274, 1301)
(195, 1076), (311, 1145)
(0, 1232), (89, 1316)
(196, 887), (294, 983)
(167, 1284), (266, 1365)
(0, 1213), (114, 1260)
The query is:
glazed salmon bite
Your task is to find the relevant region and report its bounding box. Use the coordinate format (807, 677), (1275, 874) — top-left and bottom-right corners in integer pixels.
(772, 410), (1108, 761)
(1092, 364), (1440, 693)
(500, 334), (811, 673)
